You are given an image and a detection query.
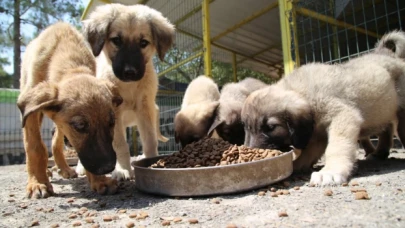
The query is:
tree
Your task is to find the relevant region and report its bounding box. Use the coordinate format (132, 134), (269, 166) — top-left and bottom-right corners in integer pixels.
(0, 57), (12, 88)
(0, 0), (84, 88)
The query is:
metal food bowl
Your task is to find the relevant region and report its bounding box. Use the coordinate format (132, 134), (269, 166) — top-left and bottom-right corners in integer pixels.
(132, 150), (293, 197)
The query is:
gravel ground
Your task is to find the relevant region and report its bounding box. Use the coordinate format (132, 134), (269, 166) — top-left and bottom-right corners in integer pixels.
(0, 150), (404, 228)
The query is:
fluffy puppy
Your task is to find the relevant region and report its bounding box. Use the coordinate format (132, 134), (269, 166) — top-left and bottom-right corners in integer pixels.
(82, 4), (175, 180)
(208, 78), (267, 145)
(242, 53), (405, 185)
(174, 75), (220, 147)
(361, 30), (405, 159)
(18, 22), (123, 198)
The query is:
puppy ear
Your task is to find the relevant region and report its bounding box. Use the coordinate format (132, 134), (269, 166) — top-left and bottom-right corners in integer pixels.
(82, 4), (121, 56)
(149, 13), (175, 61)
(17, 82), (60, 128)
(101, 80), (123, 107)
(286, 113), (314, 150)
(208, 118), (222, 137)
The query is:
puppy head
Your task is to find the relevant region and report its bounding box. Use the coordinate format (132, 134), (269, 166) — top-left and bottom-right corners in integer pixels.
(208, 103), (245, 145)
(17, 77), (123, 175)
(241, 86), (314, 151)
(83, 4), (175, 82)
(174, 101), (219, 147)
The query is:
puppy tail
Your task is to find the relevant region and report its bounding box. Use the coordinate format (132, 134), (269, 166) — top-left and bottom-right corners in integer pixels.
(374, 30), (405, 59)
(155, 104), (169, 143)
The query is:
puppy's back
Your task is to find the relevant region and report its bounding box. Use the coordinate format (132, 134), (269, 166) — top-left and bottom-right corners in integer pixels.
(21, 22), (95, 92)
(238, 77), (267, 93)
(181, 75), (220, 109)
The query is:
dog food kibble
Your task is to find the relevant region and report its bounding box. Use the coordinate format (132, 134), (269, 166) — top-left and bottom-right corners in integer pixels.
(376, 182), (382, 186)
(351, 181), (359, 186)
(293, 186), (300, 190)
(270, 192), (278, 197)
(270, 187), (277, 192)
(258, 191), (266, 196)
(69, 214), (78, 219)
(45, 208), (54, 213)
(342, 183), (349, 187)
(30, 220), (40, 227)
(211, 198), (221, 204)
(150, 138), (284, 168)
(103, 215), (113, 222)
(278, 211), (288, 217)
(8, 199), (15, 202)
(324, 189), (333, 196)
(85, 217), (94, 223)
(173, 217), (182, 223)
(20, 203), (28, 209)
(118, 209), (127, 213)
(282, 181), (290, 187)
(126, 222), (135, 228)
(91, 224), (100, 228)
(162, 220), (171, 226)
(282, 190), (290, 195)
(67, 198), (75, 203)
(49, 223), (59, 228)
(355, 191), (370, 200)
(226, 223), (238, 228)
(72, 221), (81, 227)
(188, 218), (199, 224)
(129, 212), (137, 218)
(137, 211), (149, 220)
(309, 183), (316, 187)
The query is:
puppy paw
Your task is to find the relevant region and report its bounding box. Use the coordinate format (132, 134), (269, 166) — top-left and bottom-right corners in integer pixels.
(75, 161), (86, 176)
(310, 171), (348, 186)
(26, 180), (54, 199)
(89, 175), (118, 195)
(57, 167), (78, 179)
(111, 166), (134, 181)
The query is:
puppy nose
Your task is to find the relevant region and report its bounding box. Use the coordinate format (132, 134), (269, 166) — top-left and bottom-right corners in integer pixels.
(124, 66), (137, 77)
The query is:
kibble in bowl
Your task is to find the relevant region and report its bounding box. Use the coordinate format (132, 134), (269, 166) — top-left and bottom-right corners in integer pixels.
(132, 138), (293, 196)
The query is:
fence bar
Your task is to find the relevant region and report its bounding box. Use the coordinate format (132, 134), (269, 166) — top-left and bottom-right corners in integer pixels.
(202, 0), (212, 77)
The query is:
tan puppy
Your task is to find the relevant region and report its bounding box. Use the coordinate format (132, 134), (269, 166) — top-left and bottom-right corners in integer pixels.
(82, 4), (175, 180)
(242, 53), (405, 185)
(361, 30), (405, 159)
(208, 77), (267, 145)
(174, 75), (220, 147)
(17, 22), (123, 198)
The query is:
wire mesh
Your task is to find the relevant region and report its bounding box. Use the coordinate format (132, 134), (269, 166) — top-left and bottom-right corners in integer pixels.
(294, 0), (405, 65)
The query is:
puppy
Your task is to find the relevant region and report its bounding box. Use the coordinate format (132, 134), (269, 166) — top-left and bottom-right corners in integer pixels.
(174, 75), (220, 147)
(82, 4), (175, 180)
(208, 78), (267, 145)
(17, 22), (123, 198)
(361, 30), (405, 159)
(242, 52), (405, 185)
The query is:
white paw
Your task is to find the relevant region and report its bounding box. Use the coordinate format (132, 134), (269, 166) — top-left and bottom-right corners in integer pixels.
(310, 171), (347, 186)
(111, 165), (134, 181)
(75, 161), (86, 176)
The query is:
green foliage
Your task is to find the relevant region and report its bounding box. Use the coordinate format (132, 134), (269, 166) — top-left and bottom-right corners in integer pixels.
(0, 57), (12, 88)
(156, 48), (278, 87)
(0, 0), (84, 85)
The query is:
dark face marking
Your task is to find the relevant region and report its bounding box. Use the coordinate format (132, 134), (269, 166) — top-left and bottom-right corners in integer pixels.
(110, 35), (146, 82)
(216, 121), (245, 145)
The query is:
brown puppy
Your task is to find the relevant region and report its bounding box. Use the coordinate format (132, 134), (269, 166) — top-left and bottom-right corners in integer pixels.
(174, 75), (220, 147)
(82, 4), (175, 180)
(208, 78), (267, 145)
(242, 53), (405, 186)
(361, 30), (405, 159)
(17, 22), (123, 198)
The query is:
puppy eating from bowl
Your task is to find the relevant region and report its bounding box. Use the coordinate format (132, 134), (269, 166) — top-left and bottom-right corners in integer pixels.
(241, 51), (405, 185)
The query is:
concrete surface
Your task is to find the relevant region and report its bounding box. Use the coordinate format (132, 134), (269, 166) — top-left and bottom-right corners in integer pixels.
(0, 150), (404, 228)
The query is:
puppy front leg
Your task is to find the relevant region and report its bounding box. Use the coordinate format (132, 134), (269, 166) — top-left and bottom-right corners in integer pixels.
(86, 170), (118, 195)
(137, 101), (158, 158)
(112, 117), (134, 180)
(310, 111), (361, 185)
(23, 113), (54, 198)
(51, 126), (77, 179)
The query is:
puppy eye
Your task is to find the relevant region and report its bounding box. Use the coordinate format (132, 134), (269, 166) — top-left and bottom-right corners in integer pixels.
(263, 124), (276, 132)
(70, 117), (89, 133)
(110, 37), (122, 47)
(140, 39), (149, 48)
